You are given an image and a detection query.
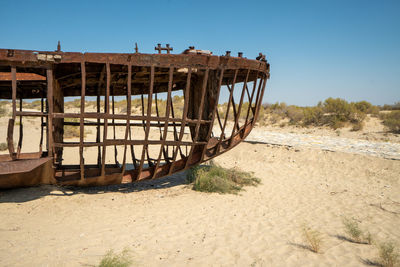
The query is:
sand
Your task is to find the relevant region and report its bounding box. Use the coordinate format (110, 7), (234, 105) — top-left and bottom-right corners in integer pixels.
(1, 140), (399, 266)
(1, 107), (400, 266)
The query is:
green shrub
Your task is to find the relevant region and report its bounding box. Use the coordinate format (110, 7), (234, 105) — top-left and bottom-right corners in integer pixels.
(383, 111), (400, 133)
(98, 249), (132, 267)
(353, 101), (379, 115)
(187, 163), (260, 194)
(303, 106), (324, 126)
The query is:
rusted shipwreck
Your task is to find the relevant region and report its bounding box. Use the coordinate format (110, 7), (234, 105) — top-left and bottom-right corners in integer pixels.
(0, 44), (270, 188)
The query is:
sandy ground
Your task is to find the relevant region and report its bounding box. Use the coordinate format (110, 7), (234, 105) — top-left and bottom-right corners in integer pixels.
(0, 107), (400, 266)
(1, 141), (399, 266)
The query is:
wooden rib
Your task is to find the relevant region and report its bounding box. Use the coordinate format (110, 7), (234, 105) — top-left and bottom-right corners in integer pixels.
(168, 67), (192, 175)
(169, 97), (184, 158)
(11, 66), (16, 120)
(217, 69), (238, 150)
(253, 75), (267, 122)
(54, 140), (205, 148)
(200, 68), (225, 160)
(97, 66), (105, 167)
(17, 98), (23, 158)
(14, 111), (47, 117)
(215, 108), (223, 133)
(154, 93), (169, 162)
(101, 63), (110, 176)
(79, 61), (85, 180)
(185, 68), (209, 168)
(152, 67), (173, 179)
(137, 66), (154, 178)
(230, 68), (250, 142)
(39, 96), (44, 153)
(244, 71), (259, 128)
(52, 112), (210, 124)
(226, 83), (238, 125)
(155, 93), (164, 139)
(251, 75), (264, 125)
(46, 68), (54, 156)
(121, 63), (131, 174)
(140, 94), (152, 166)
(111, 93), (119, 165)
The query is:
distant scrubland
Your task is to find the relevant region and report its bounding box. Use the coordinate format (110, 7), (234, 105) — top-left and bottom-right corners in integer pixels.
(258, 98), (400, 133)
(1, 97), (399, 133)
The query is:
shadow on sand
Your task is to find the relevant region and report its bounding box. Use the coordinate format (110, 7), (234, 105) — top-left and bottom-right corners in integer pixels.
(0, 170), (189, 203)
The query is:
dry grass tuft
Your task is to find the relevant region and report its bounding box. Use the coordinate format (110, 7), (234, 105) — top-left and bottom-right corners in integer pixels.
(302, 225), (323, 253)
(343, 217), (363, 243)
(342, 217), (374, 244)
(187, 161), (260, 194)
(98, 248), (132, 267)
(378, 241), (399, 267)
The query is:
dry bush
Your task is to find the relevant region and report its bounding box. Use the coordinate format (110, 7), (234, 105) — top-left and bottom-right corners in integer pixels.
(24, 100), (41, 110)
(187, 162), (260, 194)
(353, 101), (379, 115)
(286, 105), (304, 124)
(302, 225), (322, 253)
(383, 111), (400, 133)
(351, 121), (364, 131)
(63, 118), (91, 139)
(303, 106), (324, 126)
(65, 99), (81, 109)
(381, 102), (400, 111)
(269, 113), (281, 124)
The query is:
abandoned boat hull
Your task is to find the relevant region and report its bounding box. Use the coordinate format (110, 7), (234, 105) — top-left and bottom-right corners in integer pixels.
(0, 46), (270, 188)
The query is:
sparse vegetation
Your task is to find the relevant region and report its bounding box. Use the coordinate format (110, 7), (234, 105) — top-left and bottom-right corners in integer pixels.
(343, 218), (362, 242)
(342, 217), (373, 244)
(98, 249), (133, 267)
(257, 98), (388, 131)
(0, 102), (8, 117)
(302, 225), (322, 253)
(378, 241), (399, 267)
(382, 110), (400, 133)
(0, 142), (7, 151)
(364, 231), (373, 245)
(24, 100), (42, 110)
(187, 162), (260, 194)
(64, 118), (80, 138)
(381, 102), (400, 111)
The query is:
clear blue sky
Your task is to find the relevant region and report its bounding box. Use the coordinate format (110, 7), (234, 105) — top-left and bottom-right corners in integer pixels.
(1, 0), (399, 106)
